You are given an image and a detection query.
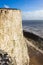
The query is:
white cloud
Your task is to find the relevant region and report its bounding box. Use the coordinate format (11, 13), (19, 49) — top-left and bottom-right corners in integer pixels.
(22, 10), (43, 20)
(4, 5), (9, 8)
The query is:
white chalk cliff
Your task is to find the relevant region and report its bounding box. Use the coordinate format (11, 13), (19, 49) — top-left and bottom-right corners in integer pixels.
(0, 8), (29, 65)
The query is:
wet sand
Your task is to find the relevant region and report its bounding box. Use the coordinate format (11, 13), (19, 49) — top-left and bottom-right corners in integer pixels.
(23, 30), (43, 65)
(28, 45), (43, 65)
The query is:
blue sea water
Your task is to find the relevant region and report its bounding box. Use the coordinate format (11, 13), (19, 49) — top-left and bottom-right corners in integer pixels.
(22, 20), (43, 38)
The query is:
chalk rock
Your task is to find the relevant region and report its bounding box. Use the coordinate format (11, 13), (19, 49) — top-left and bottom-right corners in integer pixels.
(0, 8), (29, 65)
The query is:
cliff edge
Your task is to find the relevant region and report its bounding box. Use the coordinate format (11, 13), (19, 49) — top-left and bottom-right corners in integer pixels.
(0, 8), (29, 65)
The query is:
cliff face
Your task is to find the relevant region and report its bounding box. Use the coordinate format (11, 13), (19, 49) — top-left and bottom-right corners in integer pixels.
(0, 9), (29, 65)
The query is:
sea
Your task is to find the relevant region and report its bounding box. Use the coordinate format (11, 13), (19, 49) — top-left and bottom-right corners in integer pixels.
(22, 20), (43, 38)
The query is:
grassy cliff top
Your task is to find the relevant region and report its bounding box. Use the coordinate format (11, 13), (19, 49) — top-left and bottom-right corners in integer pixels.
(0, 8), (21, 11)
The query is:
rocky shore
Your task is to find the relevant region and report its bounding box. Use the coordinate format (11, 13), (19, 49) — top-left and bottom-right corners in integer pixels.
(23, 30), (43, 65)
(23, 30), (43, 50)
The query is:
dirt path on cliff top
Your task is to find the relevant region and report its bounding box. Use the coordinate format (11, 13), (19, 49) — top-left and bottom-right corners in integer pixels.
(25, 38), (43, 65)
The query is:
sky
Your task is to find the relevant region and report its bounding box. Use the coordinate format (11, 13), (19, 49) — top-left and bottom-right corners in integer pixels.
(0, 0), (43, 20)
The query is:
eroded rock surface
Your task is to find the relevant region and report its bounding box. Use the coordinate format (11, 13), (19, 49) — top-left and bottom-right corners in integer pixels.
(0, 8), (29, 65)
(0, 50), (13, 65)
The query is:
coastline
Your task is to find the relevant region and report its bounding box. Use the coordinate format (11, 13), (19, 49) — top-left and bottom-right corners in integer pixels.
(23, 30), (43, 50)
(23, 30), (43, 65)
(23, 30), (43, 41)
